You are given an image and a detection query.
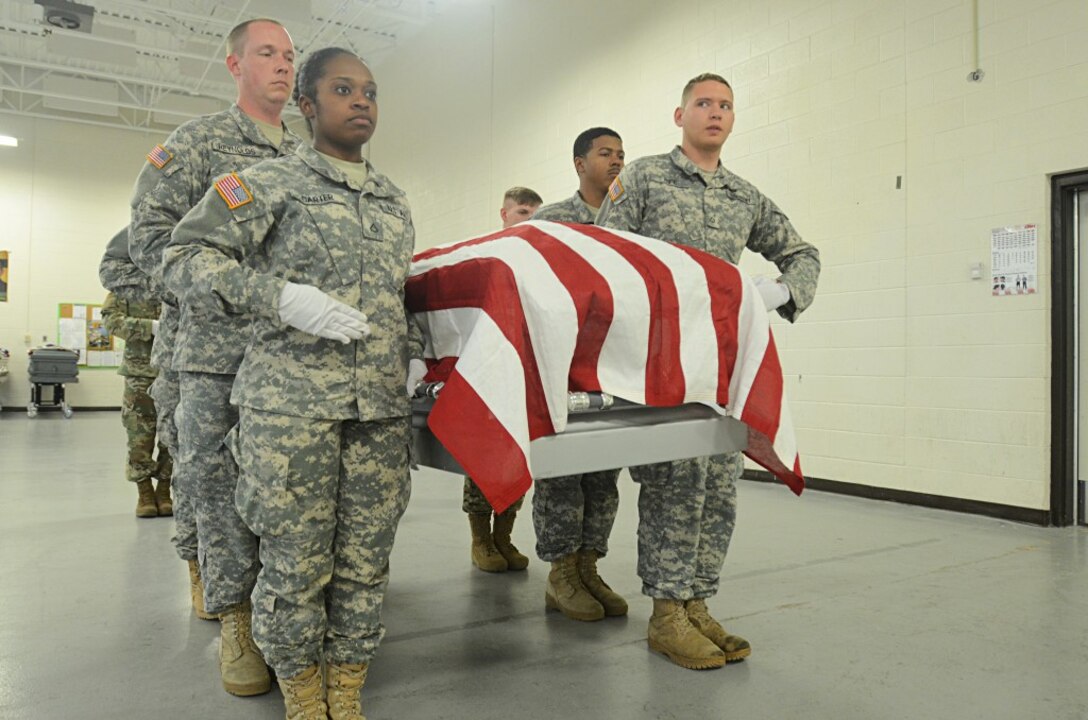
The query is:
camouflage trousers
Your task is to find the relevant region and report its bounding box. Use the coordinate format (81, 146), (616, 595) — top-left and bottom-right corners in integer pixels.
(176, 371), (257, 614)
(229, 407), (412, 678)
(630, 452), (741, 600)
(150, 368), (197, 562)
(530, 469), (620, 561)
(121, 375), (172, 484)
(462, 477), (524, 515)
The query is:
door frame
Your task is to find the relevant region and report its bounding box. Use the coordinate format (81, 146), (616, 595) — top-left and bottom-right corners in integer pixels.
(1050, 170), (1088, 526)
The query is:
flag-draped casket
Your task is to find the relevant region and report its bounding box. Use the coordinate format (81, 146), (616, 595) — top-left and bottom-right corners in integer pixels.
(406, 220), (803, 512)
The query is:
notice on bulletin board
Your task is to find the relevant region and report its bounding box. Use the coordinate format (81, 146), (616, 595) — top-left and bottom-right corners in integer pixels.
(0, 250), (8, 302)
(58, 303), (122, 367)
(991, 224), (1037, 296)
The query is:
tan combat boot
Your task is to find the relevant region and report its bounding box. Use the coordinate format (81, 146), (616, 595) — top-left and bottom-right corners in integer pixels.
(154, 477), (173, 516)
(219, 601), (272, 696)
(468, 513), (507, 572)
(685, 598), (751, 662)
(648, 599), (726, 670)
(577, 549), (628, 616)
(326, 663), (368, 720)
(187, 559), (216, 621)
(280, 665), (328, 720)
(135, 480), (158, 518)
(492, 507), (529, 571)
(545, 553), (605, 621)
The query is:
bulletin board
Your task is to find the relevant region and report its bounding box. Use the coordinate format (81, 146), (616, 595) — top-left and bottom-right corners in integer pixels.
(57, 303), (123, 367)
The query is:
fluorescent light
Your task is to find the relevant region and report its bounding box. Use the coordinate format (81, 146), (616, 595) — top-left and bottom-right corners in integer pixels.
(0, 135), (17, 147)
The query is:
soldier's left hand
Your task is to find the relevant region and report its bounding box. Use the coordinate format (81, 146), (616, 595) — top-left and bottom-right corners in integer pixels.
(406, 358), (427, 398)
(753, 276), (790, 311)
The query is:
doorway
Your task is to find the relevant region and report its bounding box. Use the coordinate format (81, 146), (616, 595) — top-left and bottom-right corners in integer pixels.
(1050, 170), (1088, 526)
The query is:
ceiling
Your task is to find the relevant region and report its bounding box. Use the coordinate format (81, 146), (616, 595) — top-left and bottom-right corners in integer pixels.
(0, 0), (455, 134)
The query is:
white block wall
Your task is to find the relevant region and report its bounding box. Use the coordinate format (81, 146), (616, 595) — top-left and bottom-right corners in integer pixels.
(0, 115), (152, 408)
(371, 0), (1088, 510)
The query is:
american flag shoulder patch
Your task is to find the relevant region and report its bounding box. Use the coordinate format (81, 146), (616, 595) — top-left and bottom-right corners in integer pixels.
(214, 173), (253, 210)
(146, 144), (173, 169)
(608, 177), (625, 203)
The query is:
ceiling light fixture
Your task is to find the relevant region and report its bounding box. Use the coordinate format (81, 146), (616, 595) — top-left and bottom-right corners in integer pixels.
(0, 135), (18, 147)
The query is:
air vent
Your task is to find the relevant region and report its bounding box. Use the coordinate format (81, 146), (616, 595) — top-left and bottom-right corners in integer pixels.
(33, 0), (95, 34)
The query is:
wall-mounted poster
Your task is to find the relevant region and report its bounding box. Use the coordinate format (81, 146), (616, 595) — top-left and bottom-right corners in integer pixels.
(58, 303), (122, 367)
(0, 251), (8, 302)
(991, 224), (1037, 296)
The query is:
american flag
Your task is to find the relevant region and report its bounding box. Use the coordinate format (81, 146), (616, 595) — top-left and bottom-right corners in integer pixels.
(406, 220), (803, 513)
(214, 173), (252, 210)
(146, 144), (172, 169)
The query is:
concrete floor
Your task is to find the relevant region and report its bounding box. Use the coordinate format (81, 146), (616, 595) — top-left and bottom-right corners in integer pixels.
(1, 412), (1087, 720)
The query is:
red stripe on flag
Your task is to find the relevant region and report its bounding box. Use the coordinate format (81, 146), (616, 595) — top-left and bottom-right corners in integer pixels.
(428, 369), (532, 513)
(676, 246), (742, 406)
(574, 225), (685, 406)
(739, 336), (783, 443)
(517, 224), (614, 392)
(406, 256), (554, 439)
(744, 425), (804, 496)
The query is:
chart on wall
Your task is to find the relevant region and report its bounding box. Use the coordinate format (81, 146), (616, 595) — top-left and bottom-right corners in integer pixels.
(991, 224), (1037, 296)
(57, 303), (122, 367)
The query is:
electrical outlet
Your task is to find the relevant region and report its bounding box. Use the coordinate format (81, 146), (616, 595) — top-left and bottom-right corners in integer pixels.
(23, 334), (31, 344)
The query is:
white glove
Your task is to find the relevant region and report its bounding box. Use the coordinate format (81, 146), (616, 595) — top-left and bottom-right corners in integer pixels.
(151, 320), (160, 335)
(406, 358), (428, 398)
(277, 282), (370, 344)
(753, 276), (790, 312)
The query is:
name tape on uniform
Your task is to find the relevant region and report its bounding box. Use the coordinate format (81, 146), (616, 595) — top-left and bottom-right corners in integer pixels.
(214, 173), (253, 210)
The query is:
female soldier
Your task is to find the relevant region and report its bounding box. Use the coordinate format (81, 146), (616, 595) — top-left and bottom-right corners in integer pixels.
(163, 48), (421, 720)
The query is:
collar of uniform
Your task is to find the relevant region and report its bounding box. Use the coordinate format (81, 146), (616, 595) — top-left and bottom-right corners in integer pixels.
(572, 190), (598, 222)
(295, 144), (396, 198)
(668, 145), (740, 191)
(227, 104), (301, 154)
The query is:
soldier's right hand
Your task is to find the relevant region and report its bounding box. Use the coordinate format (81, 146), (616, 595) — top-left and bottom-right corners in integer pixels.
(277, 282), (370, 344)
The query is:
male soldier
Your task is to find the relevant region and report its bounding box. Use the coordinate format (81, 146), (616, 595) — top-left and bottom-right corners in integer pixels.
(101, 289), (172, 518)
(499, 186), (543, 228)
(597, 73), (820, 670)
(529, 128), (628, 621)
(100, 227), (203, 601)
(128, 18), (300, 697)
(460, 185), (543, 573)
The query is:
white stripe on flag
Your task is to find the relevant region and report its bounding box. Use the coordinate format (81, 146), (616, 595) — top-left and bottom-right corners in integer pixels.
(418, 307), (530, 462)
(536, 222), (652, 404)
(727, 274), (770, 418)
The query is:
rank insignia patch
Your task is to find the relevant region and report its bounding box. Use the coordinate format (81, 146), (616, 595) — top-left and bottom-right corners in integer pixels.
(147, 144), (173, 169)
(214, 173), (253, 210)
(608, 177), (625, 203)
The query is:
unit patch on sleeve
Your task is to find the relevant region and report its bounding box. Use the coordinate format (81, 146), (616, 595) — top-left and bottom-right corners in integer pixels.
(214, 173), (253, 210)
(146, 144), (173, 169)
(608, 177), (625, 204)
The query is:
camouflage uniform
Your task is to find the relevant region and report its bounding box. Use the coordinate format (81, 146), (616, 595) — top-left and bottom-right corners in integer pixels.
(130, 104), (301, 614)
(100, 229), (195, 559)
(526, 196), (621, 561)
(596, 146), (820, 599)
(101, 292), (172, 487)
(99, 227), (163, 302)
(163, 144), (420, 678)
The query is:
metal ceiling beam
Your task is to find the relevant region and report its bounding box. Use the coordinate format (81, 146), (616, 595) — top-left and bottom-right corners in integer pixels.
(0, 56), (233, 98)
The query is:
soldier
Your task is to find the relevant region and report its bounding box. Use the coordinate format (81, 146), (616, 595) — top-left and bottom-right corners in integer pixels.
(459, 185), (543, 573)
(129, 18), (301, 695)
(529, 128), (628, 621)
(100, 227), (204, 616)
(499, 186), (542, 228)
(596, 73), (820, 670)
(164, 48), (418, 720)
(101, 290), (172, 518)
